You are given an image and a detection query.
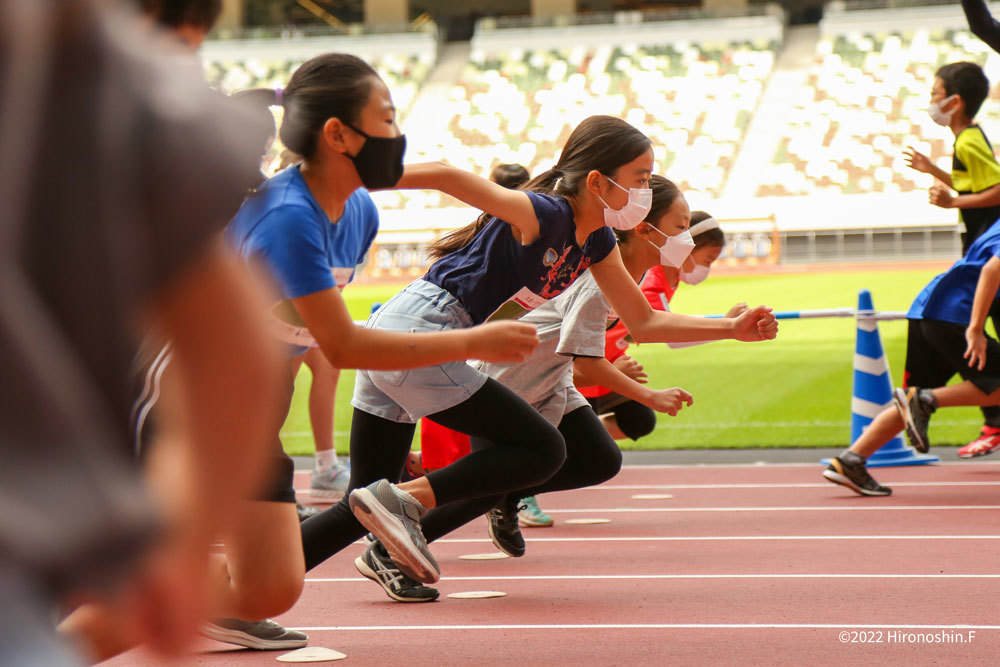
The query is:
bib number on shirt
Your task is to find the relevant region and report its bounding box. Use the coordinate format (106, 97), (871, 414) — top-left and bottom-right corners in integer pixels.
(486, 287), (549, 321)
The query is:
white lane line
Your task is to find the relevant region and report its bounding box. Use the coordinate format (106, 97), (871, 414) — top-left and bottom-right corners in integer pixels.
(586, 482), (1000, 490)
(618, 462), (1000, 469)
(540, 505), (1000, 514)
(425, 535), (1000, 544)
(291, 623), (1000, 631)
(306, 573), (1000, 583)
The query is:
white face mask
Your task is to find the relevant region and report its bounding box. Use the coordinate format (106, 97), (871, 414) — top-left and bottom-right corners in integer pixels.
(929, 94), (959, 126)
(646, 227), (695, 268)
(680, 263), (711, 285)
(598, 176), (653, 231)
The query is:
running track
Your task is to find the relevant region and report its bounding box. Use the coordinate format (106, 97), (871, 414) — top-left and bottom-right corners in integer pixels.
(105, 461), (1000, 665)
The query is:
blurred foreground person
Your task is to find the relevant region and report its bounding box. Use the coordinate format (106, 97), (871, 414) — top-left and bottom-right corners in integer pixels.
(0, 0), (282, 663)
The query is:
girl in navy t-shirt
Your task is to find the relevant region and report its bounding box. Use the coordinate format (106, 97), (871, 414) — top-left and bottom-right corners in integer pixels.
(300, 114), (780, 588)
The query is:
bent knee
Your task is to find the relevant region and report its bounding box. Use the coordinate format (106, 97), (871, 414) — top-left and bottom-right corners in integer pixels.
(233, 570), (304, 620)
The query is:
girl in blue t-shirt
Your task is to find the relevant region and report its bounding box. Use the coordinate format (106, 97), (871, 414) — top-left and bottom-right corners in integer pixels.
(301, 114), (780, 587)
(201, 54), (539, 634)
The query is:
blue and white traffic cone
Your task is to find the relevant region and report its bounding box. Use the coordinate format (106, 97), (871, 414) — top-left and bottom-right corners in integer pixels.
(825, 289), (938, 468)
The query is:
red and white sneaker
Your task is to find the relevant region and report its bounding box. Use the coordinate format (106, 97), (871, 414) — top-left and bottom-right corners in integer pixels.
(957, 426), (1000, 458)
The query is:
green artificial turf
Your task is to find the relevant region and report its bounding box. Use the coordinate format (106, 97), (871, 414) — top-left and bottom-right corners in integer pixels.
(280, 267), (984, 455)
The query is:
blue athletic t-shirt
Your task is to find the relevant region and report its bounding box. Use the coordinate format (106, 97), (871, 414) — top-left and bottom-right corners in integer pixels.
(226, 165), (379, 298)
(423, 192), (617, 324)
(908, 221), (1000, 324)
(225, 165), (379, 353)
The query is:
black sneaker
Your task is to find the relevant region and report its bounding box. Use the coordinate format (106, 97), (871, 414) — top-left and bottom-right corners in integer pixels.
(823, 456), (892, 497)
(355, 539), (439, 603)
(349, 479), (440, 583)
(487, 496), (526, 557)
(200, 618), (308, 650)
(893, 386), (936, 453)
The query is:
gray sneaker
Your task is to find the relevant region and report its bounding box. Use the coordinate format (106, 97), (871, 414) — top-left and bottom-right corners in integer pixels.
(893, 387), (937, 453)
(200, 618), (307, 650)
(349, 479), (440, 584)
(355, 539), (439, 602)
(310, 463), (350, 501)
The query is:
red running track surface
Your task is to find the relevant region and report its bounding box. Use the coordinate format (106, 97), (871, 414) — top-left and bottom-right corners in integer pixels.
(103, 461), (1000, 665)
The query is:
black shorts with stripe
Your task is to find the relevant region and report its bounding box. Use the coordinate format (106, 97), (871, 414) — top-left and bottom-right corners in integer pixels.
(130, 338), (297, 504)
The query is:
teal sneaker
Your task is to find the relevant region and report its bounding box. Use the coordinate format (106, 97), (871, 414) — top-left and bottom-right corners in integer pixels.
(517, 496), (553, 527)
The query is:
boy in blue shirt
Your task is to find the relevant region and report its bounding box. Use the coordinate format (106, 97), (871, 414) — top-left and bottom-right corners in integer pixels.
(905, 61), (1000, 456)
(824, 222), (1000, 496)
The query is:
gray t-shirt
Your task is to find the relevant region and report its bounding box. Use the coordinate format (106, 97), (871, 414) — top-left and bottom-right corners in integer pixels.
(481, 270), (613, 424)
(0, 0), (263, 592)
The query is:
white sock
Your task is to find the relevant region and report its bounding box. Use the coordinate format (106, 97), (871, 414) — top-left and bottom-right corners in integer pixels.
(316, 449), (338, 473)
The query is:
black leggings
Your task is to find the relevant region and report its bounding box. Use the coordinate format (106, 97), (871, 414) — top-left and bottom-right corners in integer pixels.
(420, 404), (622, 543)
(300, 377), (566, 571)
(586, 393), (656, 441)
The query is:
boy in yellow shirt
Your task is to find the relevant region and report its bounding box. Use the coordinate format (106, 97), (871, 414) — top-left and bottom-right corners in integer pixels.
(906, 60), (1000, 457)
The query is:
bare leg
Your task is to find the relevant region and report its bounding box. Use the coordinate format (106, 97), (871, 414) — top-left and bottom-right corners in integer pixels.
(598, 414), (628, 440)
(848, 406), (904, 458)
(303, 348), (339, 461)
(211, 501), (304, 621)
(931, 381), (1000, 407)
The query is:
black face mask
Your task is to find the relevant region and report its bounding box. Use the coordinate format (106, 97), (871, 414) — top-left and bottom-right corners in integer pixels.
(344, 122), (406, 190)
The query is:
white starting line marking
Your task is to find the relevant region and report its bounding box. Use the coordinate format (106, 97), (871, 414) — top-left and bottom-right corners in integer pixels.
(540, 505), (1000, 514)
(590, 481), (1000, 490)
(306, 572), (1000, 583)
(290, 623), (1000, 632)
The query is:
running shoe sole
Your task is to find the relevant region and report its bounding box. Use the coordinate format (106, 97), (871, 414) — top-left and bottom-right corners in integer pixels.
(200, 624), (307, 650)
(958, 443), (1000, 458)
(893, 387), (929, 453)
(349, 487), (439, 584)
(354, 556), (438, 603)
(822, 462), (891, 497)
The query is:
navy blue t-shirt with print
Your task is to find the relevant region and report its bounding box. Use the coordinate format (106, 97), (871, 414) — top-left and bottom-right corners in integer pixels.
(423, 192), (617, 324)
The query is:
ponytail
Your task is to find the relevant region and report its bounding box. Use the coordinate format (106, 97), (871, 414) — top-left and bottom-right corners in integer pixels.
(427, 116), (650, 261)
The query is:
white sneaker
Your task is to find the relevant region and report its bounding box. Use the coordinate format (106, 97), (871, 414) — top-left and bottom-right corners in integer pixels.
(310, 462), (349, 501)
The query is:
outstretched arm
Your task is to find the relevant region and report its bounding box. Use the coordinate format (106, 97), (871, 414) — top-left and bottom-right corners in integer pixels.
(573, 355), (692, 416)
(962, 0), (1000, 53)
(589, 247), (778, 343)
(395, 162), (541, 243)
(293, 286), (539, 369)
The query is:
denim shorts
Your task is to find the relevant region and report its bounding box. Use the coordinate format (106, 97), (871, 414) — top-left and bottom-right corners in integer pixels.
(351, 279), (488, 424)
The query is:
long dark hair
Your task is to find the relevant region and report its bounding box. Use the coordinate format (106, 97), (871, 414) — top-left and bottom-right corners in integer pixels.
(426, 115), (651, 260)
(279, 53), (380, 159)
